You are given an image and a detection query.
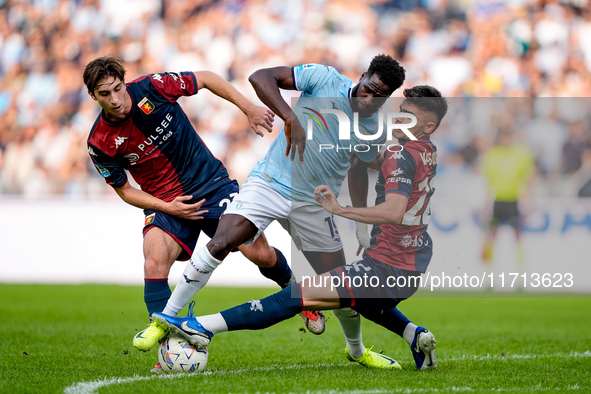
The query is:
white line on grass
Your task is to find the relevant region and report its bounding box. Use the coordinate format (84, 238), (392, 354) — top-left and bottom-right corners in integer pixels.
(63, 352), (591, 394)
(63, 362), (352, 394)
(447, 350), (591, 362)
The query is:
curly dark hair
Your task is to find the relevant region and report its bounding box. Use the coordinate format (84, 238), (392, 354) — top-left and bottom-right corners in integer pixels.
(403, 85), (448, 131)
(366, 54), (406, 92)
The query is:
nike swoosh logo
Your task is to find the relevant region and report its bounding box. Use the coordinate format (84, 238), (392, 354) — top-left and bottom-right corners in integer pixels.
(376, 354), (396, 364)
(181, 321), (206, 336)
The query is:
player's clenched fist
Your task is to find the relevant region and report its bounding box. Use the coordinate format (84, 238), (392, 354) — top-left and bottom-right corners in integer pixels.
(166, 196), (209, 220)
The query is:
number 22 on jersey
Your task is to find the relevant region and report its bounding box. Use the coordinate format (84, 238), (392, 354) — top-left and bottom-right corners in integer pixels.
(401, 177), (433, 226)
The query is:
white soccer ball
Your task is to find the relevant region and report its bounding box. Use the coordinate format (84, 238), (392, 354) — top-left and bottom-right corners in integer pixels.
(158, 334), (208, 373)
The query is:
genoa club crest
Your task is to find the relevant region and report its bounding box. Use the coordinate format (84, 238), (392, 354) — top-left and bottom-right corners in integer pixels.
(138, 97), (155, 114)
(145, 213), (156, 226)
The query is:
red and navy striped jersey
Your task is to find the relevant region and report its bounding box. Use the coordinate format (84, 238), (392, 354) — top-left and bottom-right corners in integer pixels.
(365, 139), (437, 272)
(87, 72), (232, 203)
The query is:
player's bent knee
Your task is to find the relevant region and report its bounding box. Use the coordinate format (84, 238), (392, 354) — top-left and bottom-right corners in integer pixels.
(208, 222), (259, 260)
(144, 258), (169, 278)
(207, 236), (238, 260)
(240, 244), (276, 267)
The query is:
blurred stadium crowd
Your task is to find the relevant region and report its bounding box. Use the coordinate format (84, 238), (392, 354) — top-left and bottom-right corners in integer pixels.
(0, 0), (591, 198)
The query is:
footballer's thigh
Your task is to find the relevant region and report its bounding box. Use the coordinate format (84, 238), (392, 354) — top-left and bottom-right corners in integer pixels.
(220, 177), (291, 246)
(143, 226), (183, 278)
(304, 249), (346, 275)
(211, 177), (291, 261)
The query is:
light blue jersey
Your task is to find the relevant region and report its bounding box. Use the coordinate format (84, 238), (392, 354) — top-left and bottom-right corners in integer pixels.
(250, 64), (386, 204)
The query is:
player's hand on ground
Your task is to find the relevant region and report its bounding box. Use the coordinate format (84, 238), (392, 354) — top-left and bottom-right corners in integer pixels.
(314, 185), (340, 214)
(166, 196), (209, 220)
(285, 116), (306, 163)
(245, 105), (275, 137)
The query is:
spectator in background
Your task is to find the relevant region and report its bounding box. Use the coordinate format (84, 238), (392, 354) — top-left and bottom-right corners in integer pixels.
(2, 125), (36, 195)
(0, 0), (590, 198)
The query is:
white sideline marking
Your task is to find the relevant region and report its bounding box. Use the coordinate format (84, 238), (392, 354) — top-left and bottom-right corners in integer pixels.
(63, 363), (351, 394)
(447, 350), (591, 362)
(64, 352), (591, 394)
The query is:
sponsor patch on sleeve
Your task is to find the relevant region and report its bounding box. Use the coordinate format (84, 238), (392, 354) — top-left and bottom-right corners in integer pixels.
(296, 64), (316, 71)
(387, 176), (411, 185)
(94, 164), (111, 178)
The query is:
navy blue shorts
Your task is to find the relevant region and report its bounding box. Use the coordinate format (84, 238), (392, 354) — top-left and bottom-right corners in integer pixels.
(142, 180), (239, 261)
(329, 254), (422, 314)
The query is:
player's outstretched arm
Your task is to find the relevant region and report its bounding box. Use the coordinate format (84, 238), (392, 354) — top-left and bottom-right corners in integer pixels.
(314, 185), (408, 225)
(194, 71), (274, 137)
(249, 66), (306, 163)
(114, 182), (209, 220)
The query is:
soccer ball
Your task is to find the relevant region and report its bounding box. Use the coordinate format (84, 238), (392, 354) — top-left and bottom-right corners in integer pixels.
(158, 334), (208, 373)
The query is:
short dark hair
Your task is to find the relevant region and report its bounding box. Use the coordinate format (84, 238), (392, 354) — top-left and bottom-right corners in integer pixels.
(403, 85), (448, 131)
(83, 56), (126, 94)
(366, 54), (405, 92)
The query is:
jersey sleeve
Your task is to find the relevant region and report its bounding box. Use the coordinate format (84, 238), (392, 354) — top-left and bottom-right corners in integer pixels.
(292, 64), (331, 94)
(87, 142), (128, 188)
(149, 72), (198, 103)
(382, 148), (416, 199)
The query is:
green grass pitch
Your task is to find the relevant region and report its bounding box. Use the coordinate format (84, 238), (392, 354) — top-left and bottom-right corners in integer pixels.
(1, 284), (590, 393)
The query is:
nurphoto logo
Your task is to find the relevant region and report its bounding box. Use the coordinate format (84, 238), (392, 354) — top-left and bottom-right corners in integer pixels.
(306, 109), (417, 153)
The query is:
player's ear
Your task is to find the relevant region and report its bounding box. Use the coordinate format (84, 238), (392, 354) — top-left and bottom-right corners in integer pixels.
(359, 72), (366, 82)
(425, 121), (436, 135)
(88, 90), (97, 101)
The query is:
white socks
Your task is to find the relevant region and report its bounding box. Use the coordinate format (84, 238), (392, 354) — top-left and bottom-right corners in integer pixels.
(196, 313), (228, 335)
(403, 323), (418, 346)
(333, 307), (365, 359)
(161, 246), (221, 316)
